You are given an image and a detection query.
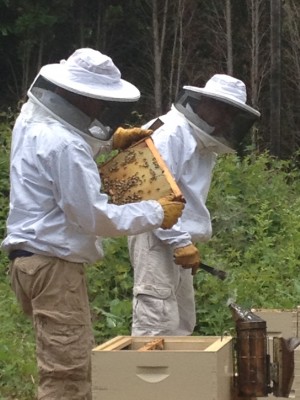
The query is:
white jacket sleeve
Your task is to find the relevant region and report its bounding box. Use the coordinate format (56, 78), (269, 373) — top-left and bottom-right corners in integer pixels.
(150, 110), (216, 248)
(47, 141), (164, 237)
(151, 123), (193, 249)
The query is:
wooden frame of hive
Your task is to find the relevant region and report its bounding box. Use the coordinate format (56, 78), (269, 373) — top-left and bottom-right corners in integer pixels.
(99, 137), (183, 205)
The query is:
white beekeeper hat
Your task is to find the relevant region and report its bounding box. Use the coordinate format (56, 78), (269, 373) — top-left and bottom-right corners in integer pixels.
(36, 48), (140, 102)
(174, 74), (261, 153)
(184, 74), (260, 118)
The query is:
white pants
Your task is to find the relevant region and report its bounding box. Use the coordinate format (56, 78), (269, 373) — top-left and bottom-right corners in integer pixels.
(128, 232), (196, 336)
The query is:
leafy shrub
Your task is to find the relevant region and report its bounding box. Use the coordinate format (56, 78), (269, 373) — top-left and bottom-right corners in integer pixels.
(87, 237), (134, 343)
(0, 278), (37, 399)
(194, 152), (300, 335)
(0, 111), (12, 240)
(0, 112), (38, 399)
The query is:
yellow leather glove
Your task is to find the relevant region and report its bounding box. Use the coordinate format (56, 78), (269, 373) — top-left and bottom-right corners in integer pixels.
(174, 244), (200, 275)
(157, 195), (185, 229)
(112, 127), (153, 150)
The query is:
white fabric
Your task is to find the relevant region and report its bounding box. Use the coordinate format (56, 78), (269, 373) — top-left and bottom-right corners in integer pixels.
(129, 107), (217, 336)
(1, 99), (164, 263)
(147, 108), (216, 247)
(129, 232), (196, 336)
(30, 48), (140, 101)
(203, 73), (247, 103)
(184, 74), (260, 117)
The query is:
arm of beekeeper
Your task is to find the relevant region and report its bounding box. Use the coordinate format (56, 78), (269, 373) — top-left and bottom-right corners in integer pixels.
(50, 141), (182, 237)
(150, 122), (194, 247)
(53, 141), (162, 236)
(151, 116), (216, 248)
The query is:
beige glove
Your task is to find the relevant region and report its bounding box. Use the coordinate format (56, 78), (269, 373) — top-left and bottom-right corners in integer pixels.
(112, 127), (153, 150)
(174, 244), (200, 275)
(157, 195), (185, 229)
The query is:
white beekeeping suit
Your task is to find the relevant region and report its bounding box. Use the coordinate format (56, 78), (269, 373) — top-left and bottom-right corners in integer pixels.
(1, 48), (184, 400)
(129, 74), (260, 336)
(1, 48), (182, 263)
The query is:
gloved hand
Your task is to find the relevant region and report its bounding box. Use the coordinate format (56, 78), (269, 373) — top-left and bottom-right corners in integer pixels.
(174, 244), (200, 275)
(112, 127), (153, 150)
(157, 195), (185, 229)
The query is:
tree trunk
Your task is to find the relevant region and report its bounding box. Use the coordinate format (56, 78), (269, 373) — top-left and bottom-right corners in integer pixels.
(21, 43), (32, 100)
(282, 0), (300, 154)
(250, 0), (259, 108)
(37, 34), (44, 72)
(225, 0), (233, 75)
(152, 0), (168, 115)
(168, 0), (185, 107)
(270, 0), (282, 157)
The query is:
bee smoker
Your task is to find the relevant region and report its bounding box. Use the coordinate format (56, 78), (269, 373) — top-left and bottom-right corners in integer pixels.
(229, 302), (300, 398)
(229, 302), (270, 397)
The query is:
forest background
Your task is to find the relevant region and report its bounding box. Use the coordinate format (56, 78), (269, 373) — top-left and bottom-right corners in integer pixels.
(1, 0), (300, 157)
(1, 0), (300, 399)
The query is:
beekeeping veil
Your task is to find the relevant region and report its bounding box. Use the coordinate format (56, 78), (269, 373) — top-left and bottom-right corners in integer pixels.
(27, 48), (140, 142)
(174, 74), (261, 153)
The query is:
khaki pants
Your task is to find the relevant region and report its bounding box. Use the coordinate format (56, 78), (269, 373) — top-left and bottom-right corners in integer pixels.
(9, 254), (94, 400)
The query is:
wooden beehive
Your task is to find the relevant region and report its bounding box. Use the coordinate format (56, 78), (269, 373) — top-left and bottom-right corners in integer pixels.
(92, 335), (234, 400)
(99, 137), (183, 205)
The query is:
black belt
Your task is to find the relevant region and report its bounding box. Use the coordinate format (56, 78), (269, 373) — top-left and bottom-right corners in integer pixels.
(9, 249), (34, 260)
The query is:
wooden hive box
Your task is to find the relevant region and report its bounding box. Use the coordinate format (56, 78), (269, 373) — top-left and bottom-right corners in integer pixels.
(99, 137), (183, 205)
(92, 335), (234, 400)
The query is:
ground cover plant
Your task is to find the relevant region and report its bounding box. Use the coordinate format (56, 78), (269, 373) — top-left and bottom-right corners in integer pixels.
(0, 113), (38, 399)
(1, 116), (300, 398)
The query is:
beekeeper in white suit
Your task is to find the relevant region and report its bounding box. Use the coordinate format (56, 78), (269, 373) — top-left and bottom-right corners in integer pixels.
(129, 74), (260, 336)
(1, 48), (184, 400)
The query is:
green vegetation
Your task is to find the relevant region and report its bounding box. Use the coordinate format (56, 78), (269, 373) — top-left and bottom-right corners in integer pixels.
(195, 152), (300, 334)
(1, 117), (300, 398)
(0, 112), (37, 399)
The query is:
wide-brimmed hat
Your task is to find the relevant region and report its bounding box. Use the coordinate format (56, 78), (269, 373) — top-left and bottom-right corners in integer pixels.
(184, 74), (260, 117)
(36, 48), (140, 102)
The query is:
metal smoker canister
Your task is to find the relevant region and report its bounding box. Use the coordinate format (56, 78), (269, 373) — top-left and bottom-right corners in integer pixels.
(229, 303), (270, 397)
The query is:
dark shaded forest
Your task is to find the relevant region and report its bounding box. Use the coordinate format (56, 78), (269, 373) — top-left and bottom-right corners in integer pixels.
(1, 0), (300, 158)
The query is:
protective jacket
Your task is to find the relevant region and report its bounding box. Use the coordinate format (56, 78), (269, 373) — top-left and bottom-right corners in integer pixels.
(1, 91), (163, 263)
(146, 106), (217, 249)
(129, 106), (217, 336)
